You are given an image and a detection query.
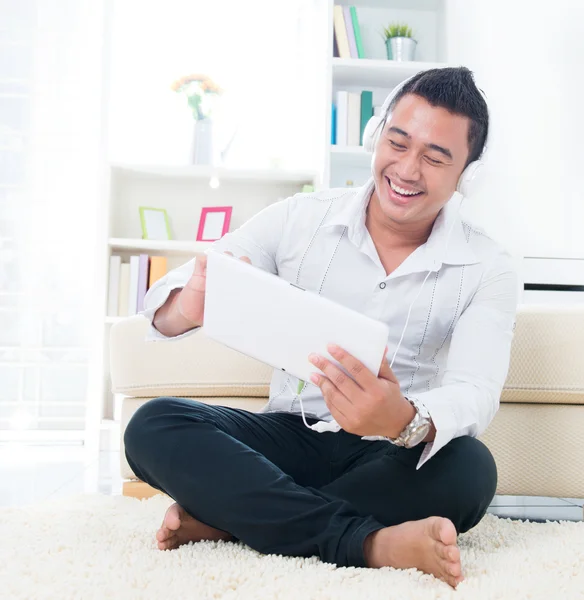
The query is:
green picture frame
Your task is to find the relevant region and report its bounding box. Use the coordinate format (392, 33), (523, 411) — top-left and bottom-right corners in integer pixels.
(138, 206), (173, 240)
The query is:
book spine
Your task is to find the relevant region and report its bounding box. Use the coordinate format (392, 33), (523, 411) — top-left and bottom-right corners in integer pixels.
(118, 263), (130, 318)
(107, 255), (121, 317)
(331, 103), (337, 145)
(333, 6), (351, 59)
(148, 256), (168, 288)
(350, 6), (364, 59)
(343, 6), (358, 59)
(127, 255), (140, 316)
(347, 92), (361, 147)
(360, 90), (373, 146)
(336, 91), (349, 146)
(136, 253), (150, 313)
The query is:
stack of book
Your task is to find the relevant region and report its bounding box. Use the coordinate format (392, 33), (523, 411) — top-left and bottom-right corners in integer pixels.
(107, 254), (168, 318)
(332, 90), (383, 147)
(333, 5), (364, 59)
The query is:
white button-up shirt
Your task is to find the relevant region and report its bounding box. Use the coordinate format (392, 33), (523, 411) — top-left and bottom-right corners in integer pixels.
(141, 178), (520, 470)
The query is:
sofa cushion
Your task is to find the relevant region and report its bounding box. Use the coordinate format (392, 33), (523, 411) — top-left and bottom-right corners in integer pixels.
(501, 305), (584, 404)
(110, 316), (272, 398)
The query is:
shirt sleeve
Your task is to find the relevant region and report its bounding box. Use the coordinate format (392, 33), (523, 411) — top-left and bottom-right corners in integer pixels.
(412, 252), (521, 470)
(139, 197), (291, 342)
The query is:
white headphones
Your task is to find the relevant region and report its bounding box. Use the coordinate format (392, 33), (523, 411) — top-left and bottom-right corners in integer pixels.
(361, 73), (484, 199)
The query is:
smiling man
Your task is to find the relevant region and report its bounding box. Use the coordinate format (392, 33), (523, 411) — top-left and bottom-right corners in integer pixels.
(124, 67), (519, 590)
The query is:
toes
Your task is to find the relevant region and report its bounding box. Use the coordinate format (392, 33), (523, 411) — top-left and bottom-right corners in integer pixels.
(156, 527), (170, 542)
(164, 503), (183, 532)
(157, 535), (178, 551)
(435, 517), (457, 546)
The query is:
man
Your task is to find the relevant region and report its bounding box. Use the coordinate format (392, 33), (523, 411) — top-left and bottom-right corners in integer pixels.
(124, 67), (519, 590)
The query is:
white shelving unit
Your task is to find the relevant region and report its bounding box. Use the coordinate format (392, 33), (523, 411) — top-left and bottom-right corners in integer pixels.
(91, 163), (318, 429)
(324, 0), (448, 188)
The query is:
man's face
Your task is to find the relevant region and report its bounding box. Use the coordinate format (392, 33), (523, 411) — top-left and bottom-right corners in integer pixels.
(371, 93), (471, 227)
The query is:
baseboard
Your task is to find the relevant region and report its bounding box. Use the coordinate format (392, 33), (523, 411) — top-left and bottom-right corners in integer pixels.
(123, 480), (166, 499)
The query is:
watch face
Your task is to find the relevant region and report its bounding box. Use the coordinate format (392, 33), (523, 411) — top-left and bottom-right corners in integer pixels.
(407, 423), (430, 447)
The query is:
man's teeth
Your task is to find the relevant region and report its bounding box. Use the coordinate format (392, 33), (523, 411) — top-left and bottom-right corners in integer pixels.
(389, 178), (421, 196)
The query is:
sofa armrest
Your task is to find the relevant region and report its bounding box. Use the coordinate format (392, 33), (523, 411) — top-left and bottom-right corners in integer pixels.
(109, 316), (272, 398)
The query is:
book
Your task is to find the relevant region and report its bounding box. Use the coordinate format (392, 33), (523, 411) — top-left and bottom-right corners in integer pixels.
(333, 27), (339, 58)
(149, 255), (168, 288)
(343, 6), (358, 58)
(350, 6), (364, 59)
(336, 91), (349, 146)
(347, 92), (361, 147)
(107, 255), (121, 317)
(333, 6), (350, 59)
(127, 255), (140, 316)
(331, 103), (337, 145)
(136, 253), (150, 313)
(118, 263), (130, 318)
(360, 91), (373, 145)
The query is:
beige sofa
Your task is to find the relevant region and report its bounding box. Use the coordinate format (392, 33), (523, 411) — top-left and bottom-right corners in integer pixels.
(110, 305), (584, 509)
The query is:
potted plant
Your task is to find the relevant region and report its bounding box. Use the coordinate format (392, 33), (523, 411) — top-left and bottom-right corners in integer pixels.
(382, 23), (417, 62)
(171, 74), (223, 165)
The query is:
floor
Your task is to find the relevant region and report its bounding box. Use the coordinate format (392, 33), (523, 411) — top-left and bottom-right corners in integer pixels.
(0, 442), (582, 523)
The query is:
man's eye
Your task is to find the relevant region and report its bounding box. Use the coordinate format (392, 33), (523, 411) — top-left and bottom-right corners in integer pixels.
(389, 140), (406, 150)
(425, 156), (443, 165)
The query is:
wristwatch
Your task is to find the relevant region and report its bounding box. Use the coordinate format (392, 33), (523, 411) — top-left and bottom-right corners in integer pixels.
(385, 397), (432, 448)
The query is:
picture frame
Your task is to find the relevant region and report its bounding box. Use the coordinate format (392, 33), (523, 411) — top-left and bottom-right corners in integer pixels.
(139, 207), (172, 240)
(196, 206), (232, 242)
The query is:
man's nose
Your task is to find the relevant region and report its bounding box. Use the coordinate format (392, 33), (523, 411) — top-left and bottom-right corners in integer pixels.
(395, 151), (421, 182)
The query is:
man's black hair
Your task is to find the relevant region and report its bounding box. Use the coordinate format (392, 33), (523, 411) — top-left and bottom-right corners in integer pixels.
(382, 66), (489, 167)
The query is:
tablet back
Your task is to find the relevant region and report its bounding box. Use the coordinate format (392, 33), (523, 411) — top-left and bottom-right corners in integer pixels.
(203, 250), (390, 383)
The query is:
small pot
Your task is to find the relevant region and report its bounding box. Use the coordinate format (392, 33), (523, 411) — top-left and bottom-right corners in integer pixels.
(385, 37), (417, 62)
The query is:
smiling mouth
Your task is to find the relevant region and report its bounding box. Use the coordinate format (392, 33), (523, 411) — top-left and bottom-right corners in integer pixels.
(386, 176), (424, 199)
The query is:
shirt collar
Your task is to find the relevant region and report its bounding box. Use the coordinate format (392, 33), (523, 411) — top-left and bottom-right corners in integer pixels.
(323, 177), (479, 274)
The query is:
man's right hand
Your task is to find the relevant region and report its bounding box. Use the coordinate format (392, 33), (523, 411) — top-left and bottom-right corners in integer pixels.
(176, 251), (251, 327)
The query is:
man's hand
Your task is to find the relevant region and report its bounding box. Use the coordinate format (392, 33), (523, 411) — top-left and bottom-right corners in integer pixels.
(308, 344), (416, 439)
(177, 251), (251, 327)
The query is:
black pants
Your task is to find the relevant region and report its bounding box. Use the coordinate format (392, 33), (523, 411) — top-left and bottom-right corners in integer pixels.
(124, 397), (497, 568)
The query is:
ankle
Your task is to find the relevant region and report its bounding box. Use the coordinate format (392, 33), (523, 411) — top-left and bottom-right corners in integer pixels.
(363, 528), (385, 568)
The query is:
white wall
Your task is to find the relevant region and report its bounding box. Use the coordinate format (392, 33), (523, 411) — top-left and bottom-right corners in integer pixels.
(107, 0), (319, 171)
(444, 0), (584, 260)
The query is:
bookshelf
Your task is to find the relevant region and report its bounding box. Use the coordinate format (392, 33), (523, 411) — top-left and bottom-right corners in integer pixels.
(93, 164), (317, 425)
(324, 0), (449, 188)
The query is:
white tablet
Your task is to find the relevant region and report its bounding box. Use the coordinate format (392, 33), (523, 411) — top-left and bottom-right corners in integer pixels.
(202, 249), (390, 383)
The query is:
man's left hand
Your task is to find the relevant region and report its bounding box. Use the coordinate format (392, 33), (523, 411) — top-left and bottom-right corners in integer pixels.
(308, 344), (415, 439)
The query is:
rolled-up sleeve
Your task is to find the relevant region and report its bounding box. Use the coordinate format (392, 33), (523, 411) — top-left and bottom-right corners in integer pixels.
(139, 197), (291, 342)
(413, 252), (521, 470)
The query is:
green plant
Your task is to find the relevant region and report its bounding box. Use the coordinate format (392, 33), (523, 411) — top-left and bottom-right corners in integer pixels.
(382, 22), (414, 40)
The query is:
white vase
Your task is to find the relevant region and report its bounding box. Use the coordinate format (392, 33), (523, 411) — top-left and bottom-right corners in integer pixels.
(192, 118), (214, 165)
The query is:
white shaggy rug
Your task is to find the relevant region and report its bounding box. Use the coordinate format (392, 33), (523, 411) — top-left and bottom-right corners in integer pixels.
(1, 494), (583, 600)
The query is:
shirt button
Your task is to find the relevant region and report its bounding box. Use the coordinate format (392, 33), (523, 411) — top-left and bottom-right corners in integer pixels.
(379, 282), (386, 289)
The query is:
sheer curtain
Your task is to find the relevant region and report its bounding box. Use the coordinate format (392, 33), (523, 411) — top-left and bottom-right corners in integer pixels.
(0, 0), (107, 439)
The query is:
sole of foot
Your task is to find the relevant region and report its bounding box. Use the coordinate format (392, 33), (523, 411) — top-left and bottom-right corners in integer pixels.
(365, 516), (464, 589)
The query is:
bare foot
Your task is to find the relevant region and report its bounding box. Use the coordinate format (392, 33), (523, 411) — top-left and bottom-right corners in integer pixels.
(364, 516), (464, 589)
(155, 502), (233, 551)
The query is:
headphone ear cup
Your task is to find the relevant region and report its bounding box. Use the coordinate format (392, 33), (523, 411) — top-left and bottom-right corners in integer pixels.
(456, 160), (483, 197)
(363, 115), (382, 153)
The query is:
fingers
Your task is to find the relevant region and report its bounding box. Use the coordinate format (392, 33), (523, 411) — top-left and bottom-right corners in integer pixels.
(309, 353), (361, 397)
(225, 251), (251, 264)
(325, 344), (378, 389)
(193, 254), (207, 277)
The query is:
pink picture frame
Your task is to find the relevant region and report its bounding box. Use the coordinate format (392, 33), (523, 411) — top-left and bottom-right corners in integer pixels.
(196, 206), (233, 242)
